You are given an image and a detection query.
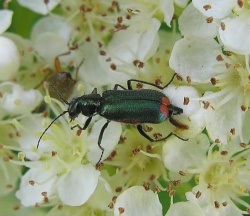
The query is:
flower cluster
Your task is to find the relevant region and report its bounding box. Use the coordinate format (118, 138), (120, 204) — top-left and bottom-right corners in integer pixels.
(0, 0), (250, 215)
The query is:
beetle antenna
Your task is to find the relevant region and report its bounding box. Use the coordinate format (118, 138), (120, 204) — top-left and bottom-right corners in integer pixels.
(49, 84), (70, 105)
(37, 110), (68, 148)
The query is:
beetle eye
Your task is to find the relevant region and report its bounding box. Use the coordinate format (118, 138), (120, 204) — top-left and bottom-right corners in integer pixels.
(68, 100), (82, 118)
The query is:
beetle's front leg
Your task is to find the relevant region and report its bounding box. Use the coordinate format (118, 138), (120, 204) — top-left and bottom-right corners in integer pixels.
(71, 116), (92, 130)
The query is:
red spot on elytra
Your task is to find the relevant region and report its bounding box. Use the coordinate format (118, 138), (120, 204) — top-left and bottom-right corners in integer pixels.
(160, 97), (170, 118)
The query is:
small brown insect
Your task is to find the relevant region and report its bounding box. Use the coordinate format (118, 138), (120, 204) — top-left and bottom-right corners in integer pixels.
(37, 51), (83, 100)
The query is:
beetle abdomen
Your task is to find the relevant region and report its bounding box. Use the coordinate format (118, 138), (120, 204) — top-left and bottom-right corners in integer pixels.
(99, 89), (170, 124)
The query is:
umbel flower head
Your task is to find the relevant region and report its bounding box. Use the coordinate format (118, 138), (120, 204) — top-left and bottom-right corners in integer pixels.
(0, 0), (250, 216)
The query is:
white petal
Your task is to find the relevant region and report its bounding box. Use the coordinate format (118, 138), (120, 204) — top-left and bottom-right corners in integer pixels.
(108, 18), (160, 62)
(114, 186), (162, 216)
(0, 10), (13, 34)
(16, 168), (57, 207)
(1, 83), (42, 114)
(78, 43), (131, 86)
(4, 32), (34, 67)
(166, 201), (205, 216)
(17, 0), (60, 15)
(219, 14), (250, 54)
(162, 134), (210, 172)
(203, 95), (240, 143)
(87, 119), (122, 164)
(192, 0), (236, 19)
(87, 176), (113, 211)
(57, 165), (100, 206)
(0, 36), (20, 81)
(160, 0), (174, 26)
(33, 33), (68, 65)
(174, 109), (205, 139)
(179, 3), (217, 38)
(169, 38), (224, 82)
(163, 85), (201, 116)
(137, 18), (160, 61)
(17, 115), (49, 160)
(163, 85), (205, 139)
(31, 16), (72, 43)
(31, 15), (71, 62)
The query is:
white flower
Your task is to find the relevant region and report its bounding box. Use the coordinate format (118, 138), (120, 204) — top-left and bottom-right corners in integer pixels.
(16, 167), (58, 206)
(201, 52), (250, 143)
(170, 36), (250, 143)
(0, 83), (42, 115)
(163, 134), (250, 215)
(15, 96), (121, 206)
(114, 186), (162, 216)
(0, 36), (20, 81)
(15, 120), (102, 207)
(191, 0), (250, 54)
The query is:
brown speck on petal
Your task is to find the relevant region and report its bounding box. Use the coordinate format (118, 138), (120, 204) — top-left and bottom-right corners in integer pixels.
(237, 0), (243, 8)
(118, 207), (125, 214)
(183, 97), (189, 105)
(203, 5), (211, 10)
(221, 22), (226, 31)
(206, 16), (213, 23)
(196, 191), (201, 198)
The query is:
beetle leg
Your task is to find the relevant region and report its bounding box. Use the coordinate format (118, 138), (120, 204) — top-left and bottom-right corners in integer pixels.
(96, 120), (111, 166)
(136, 125), (155, 142)
(162, 73), (177, 88)
(136, 124), (188, 142)
(153, 132), (188, 142)
(127, 73), (177, 90)
(71, 116), (92, 130)
(54, 51), (71, 73)
(127, 79), (164, 90)
(114, 84), (127, 90)
(74, 59), (84, 82)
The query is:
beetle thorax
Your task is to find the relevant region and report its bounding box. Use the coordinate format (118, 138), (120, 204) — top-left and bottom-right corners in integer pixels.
(68, 94), (102, 120)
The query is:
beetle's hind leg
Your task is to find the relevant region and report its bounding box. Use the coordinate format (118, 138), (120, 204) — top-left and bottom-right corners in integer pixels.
(136, 124), (187, 142)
